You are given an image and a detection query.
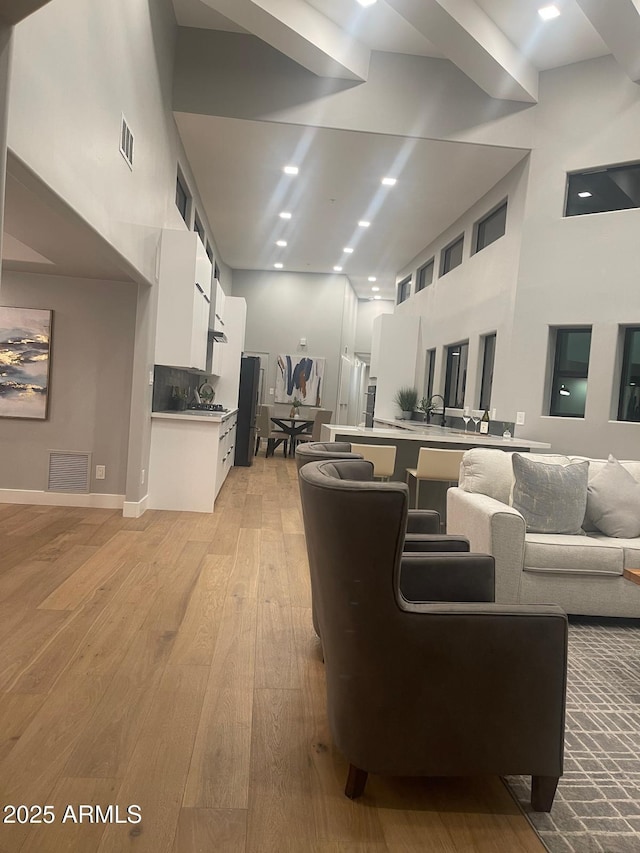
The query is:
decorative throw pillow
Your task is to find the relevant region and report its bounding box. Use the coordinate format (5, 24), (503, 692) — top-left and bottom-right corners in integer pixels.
(585, 455), (640, 538)
(512, 453), (589, 534)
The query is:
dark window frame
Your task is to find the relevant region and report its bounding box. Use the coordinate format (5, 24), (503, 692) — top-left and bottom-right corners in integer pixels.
(565, 161), (640, 217)
(549, 327), (592, 418)
(440, 234), (464, 277)
(175, 170), (190, 224)
(194, 210), (205, 245)
(425, 348), (436, 401)
(474, 201), (507, 254)
(416, 258), (434, 292)
(479, 333), (496, 410)
(397, 275), (411, 304)
(444, 340), (469, 409)
(618, 326), (640, 422)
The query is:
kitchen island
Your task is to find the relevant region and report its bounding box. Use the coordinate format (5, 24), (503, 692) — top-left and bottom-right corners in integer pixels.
(321, 420), (550, 478)
(148, 409), (238, 512)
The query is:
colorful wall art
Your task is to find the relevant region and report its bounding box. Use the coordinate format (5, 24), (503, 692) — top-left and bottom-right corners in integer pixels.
(0, 306), (53, 419)
(275, 354), (324, 406)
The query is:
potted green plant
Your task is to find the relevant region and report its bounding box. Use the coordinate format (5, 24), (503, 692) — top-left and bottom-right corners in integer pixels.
(394, 386), (418, 419)
(289, 396), (302, 418)
(413, 397), (433, 421)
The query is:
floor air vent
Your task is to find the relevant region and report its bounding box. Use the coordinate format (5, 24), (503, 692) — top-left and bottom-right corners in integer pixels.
(120, 115), (134, 169)
(47, 451), (91, 493)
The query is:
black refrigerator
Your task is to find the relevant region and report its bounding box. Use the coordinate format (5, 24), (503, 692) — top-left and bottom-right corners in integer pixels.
(234, 356), (261, 466)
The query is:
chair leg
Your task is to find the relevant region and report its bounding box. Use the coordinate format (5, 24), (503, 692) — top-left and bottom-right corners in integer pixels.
(266, 438), (273, 458)
(283, 439), (289, 457)
(255, 435), (261, 456)
(415, 478), (420, 510)
(344, 764), (368, 799)
(531, 775), (559, 812)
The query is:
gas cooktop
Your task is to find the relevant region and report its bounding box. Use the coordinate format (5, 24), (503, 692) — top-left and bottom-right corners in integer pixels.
(188, 403), (228, 412)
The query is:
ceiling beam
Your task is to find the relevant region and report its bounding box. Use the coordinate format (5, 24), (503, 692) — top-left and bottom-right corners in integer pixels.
(575, 0), (640, 84)
(0, 0), (54, 25)
(385, 0), (538, 103)
(202, 0), (370, 81)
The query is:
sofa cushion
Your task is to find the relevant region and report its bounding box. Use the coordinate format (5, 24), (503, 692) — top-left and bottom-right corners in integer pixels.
(512, 454), (589, 535)
(586, 534), (640, 570)
(524, 533), (624, 577)
(583, 455), (640, 538)
(459, 448), (570, 504)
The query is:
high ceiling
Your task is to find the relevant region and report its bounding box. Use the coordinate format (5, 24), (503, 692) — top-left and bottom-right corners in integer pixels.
(171, 0), (639, 300)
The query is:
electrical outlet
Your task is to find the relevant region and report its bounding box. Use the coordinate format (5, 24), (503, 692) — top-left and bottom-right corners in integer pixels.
(516, 411), (525, 425)
(96, 465), (106, 480)
(269, 387), (275, 395)
(148, 371), (154, 385)
(141, 469), (146, 485)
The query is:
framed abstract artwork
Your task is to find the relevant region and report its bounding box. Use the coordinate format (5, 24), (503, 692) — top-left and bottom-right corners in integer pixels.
(0, 306), (53, 420)
(275, 354), (324, 406)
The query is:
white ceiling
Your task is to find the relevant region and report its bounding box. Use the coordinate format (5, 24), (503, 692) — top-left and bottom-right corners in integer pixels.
(176, 113), (527, 298)
(169, 0), (628, 300)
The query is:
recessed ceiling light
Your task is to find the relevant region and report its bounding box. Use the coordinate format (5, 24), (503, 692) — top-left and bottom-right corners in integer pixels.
(578, 191), (592, 198)
(371, 286), (380, 292)
(381, 177), (397, 186)
(358, 220), (370, 228)
(343, 247), (354, 253)
(283, 165), (299, 175)
(357, 0), (377, 7)
(276, 240), (287, 247)
(538, 5), (560, 21)
(368, 276), (377, 282)
(274, 263), (283, 269)
(279, 211), (292, 219)
(333, 265), (343, 272)
(374, 295), (381, 300)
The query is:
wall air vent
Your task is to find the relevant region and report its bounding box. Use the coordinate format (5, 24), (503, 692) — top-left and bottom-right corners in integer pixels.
(119, 115), (134, 169)
(47, 451), (91, 493)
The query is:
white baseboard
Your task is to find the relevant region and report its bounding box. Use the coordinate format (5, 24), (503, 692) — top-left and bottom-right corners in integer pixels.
(122, 494), (149, 518)
(0, 489), (125, 509)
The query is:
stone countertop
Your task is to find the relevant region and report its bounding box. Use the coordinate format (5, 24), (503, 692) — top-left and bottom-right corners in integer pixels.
(324, 419), (551, 450)
(151, 408), (238, 424)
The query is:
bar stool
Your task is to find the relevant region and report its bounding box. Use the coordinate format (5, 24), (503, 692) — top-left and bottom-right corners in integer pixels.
(406, 447), (465, 509)
(350, 443), (397, 481)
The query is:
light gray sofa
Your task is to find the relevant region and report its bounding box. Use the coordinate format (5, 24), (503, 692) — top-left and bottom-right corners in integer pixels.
(447, 449), (640, 618)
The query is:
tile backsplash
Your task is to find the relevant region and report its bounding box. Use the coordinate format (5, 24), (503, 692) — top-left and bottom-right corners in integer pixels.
(152, 366), (210, 411)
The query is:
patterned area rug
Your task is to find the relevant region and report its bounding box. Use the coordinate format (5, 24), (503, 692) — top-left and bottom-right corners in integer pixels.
(507, 619), (640, 853)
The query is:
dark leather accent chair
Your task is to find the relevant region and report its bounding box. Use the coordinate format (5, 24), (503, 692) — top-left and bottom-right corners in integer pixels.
(296, 450), (471, 634)
(298, 459), (568, 811)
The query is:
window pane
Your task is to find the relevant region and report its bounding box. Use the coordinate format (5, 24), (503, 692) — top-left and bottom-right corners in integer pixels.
(566, 162), (640, 216)
(417, 259), (434, 291)
(618, 327), (640, 422)
(550, 328), (591, 417)
(194, 211), (205, 244)
(425, 348), (435, 400)
(475, 202), (507, 253)
(441, 236), (464, 276)
(176, 175), (188, 223)
(444, 342), (468, 408)
(397, 276), (411, 304)
(479, 333), (496, 410)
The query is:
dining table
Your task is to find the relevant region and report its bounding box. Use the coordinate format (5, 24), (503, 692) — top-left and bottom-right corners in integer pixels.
(269, 416), (315, 457)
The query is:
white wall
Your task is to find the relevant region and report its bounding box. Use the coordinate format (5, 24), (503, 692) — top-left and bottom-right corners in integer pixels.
(0, 271), (136, 494)
(393, 159), (529, 416)
(355, 298), (394, 355)
(506, 57), (640, 458)
(231, 269), (354, 419)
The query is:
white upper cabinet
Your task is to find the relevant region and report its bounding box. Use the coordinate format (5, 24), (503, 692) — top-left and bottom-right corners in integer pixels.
(155, 230), (212, 371)
(210, 279), (226, 335)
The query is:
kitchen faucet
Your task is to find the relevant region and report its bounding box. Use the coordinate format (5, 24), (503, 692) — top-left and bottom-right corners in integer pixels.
(427, 394), (447, 427)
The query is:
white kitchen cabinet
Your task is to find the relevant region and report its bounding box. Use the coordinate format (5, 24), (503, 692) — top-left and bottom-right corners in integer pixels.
(210, 279), (226, 335)
(148, 409), (238, 512)
(155, 229), (212, 371)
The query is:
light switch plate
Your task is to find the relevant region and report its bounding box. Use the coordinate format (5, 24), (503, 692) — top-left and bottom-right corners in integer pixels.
(516, 411), (525, 425)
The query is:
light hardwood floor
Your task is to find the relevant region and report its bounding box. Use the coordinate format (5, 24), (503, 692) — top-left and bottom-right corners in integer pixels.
(0, 454), (545, 853)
